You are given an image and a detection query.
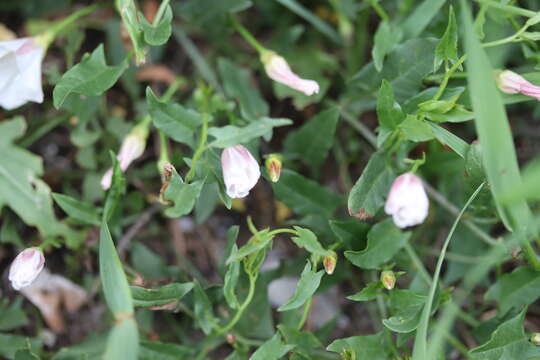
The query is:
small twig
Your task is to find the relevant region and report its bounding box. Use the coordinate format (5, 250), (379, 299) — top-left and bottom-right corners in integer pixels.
(118, 203), (163, 258)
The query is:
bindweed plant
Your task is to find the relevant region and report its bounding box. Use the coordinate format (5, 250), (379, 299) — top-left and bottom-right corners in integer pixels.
(3, 0), (540, 359)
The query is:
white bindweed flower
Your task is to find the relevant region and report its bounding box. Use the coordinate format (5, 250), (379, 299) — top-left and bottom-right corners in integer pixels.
(221, 145), (261, 199)
(384, 173), (429, 229)
(0, 37), (45, 110)
(261, 51), (319, 96)
(496, 70), (540, 100)
(8, 247), (45, 291)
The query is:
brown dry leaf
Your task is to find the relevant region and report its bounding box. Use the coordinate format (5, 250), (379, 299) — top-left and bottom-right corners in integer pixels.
(21, 269), (88, 334)
(136, 65), (177, 85)
(0, 24), (16, 41)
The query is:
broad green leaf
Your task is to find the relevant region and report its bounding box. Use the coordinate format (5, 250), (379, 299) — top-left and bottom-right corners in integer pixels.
(434, 6), (459, 72)
(425, 105), (474, 123)
(502, 157), (540, 203)
(193, 281), (217, 335)
(139, 341), (195, 359)
(328, 220), (370, 250)
(428, 122), (469, 158)
(470, 308), (540, 359)
(0, 117), (75, 241)
(0, 299), (28, 331)
(223, 245), (241, 309)
(53, 45), (128, 108)
(372, 21), (402, 72)
(399, 115), (434, 142)
(251, 332), (295, 360)
(272, 169), (342, 218)
(162, 168), (204, 218)
(218, 58), (268, 120)
(14, 348), (39, 360)
(382, 289), (426, 333)
(327, 332), (390, 359)
(402, 0), (446, 39)
(347, 282), (384, 302)
(99, 221), (133, 315)
(208, 118), (292, 148)
(290, 226), (332, 257)
(131, 283), (194, 307)
(140, 4), (172, 46)
(377, 80), (405, 130)
(351, 38), (437, 102)
(462, 3), (532, 232)
(103, 317), (138, 360)
(146, 87), (201, 146)
(283, 108), (339, 172)
(345, 219), (410, 269)
(278, 262), (324, 312)
(52, 193), (101, 226)
(226, 229), (273, 264)
(347, 151), (394, 220)
(0, 334), (42, 360)
(115, 0), (146, 65)
(278, 325), (323, 358)
(485, 267), (540, 315)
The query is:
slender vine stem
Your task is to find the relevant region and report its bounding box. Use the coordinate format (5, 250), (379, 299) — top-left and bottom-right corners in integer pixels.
(297, 296), (313, 330)
(230, 15), (266, 54)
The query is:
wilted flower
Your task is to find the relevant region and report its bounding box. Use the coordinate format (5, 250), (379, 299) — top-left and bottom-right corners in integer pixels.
(8, 247), (45, 291)
(380, 270), (396, 290)
(496, 70), (540, 100)
(323, 252), (337, 275)
(101, 121), (149, 190)
(0, 37), (45, 110)
(265, 154), (282, 182)
(261, 50), (319, 96)
(384, 173), (429, 228)
(221, 145), (261, 199)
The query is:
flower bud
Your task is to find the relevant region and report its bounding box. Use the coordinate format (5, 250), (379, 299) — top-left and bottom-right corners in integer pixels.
(380, 270), (396, 290)
(221, 145), (261, 199)
(260, 50), (319, 96)
(0, 37), (44, 110)
(265, 154), (282, 182)
(496, 70), (540, 100)
(8, 247), (45, 291)
(323, 252), (337, 275)
(531, 333), (540, 346)
(226, 333), (236, 344)
(384, 172), (429, 228)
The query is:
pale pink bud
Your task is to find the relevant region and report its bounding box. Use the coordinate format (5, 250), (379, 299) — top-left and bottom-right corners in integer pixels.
(8, 247), (45, 291)
(323, 251), (337, 275)
(261, 51), (319, 96)
(221, 145), (261, 199)
(0, 37), (44, 110)
(265, 154), (282, 183)
(380, 270), (396, 290)
(496, 70), (540, 100)
(384, 173), (429, 228)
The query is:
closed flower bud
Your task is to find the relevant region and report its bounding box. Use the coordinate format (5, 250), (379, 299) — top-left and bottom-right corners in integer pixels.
(496, 70), (540, 101)
(0, 37), (44, 110)
(8, 247), (45, 291)
(380, 270), (396, 290)
(531, 333), (540, 346)
(323, 252), (337, 275)
(221, 145), (261, 199)
(384, 173), (429, 228)
(265, 154), (282, 182)
(261, 51), (319, 96)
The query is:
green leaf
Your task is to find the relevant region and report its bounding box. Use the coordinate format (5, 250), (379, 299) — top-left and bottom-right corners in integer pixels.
(328, 219), (370, 250)
(278, 325), (323, 358)
(218, 58), (268, 120)
(208, 118), (292, 148)
(272, 169), (342, 218)
(485, 267), (540, 315)
(178, 0), (252, 24)
(140, 4), (172, 46)
(250, 332), (295, 360)
(399, 115), (434, 142)
(347, 282), (384, 302)
(131, 283), (194, 307)
(52, 193), (101, 226)
(0, 117), (75, 241)
(462, 2), (531, 232)
(351, 38), (437, 102)
(115, 0), (146, 65)
(428, 122), (469, 158)
(278, 261), (324, 312)
(193, 281), (217, 335)
(103, 317), (138, 360)
(99, 221), (134, 315)
(53, 45), (128, 109)
(347, 151), (394, 220)
(223, 245), (241, 309)
(103, 154), (126, 222)
(0, 334), (41, 360)
(283, 108), (339, 172)
(162, 168), (204, 218)
(0, 299), (28, 331)
(372, 21), (402, 72)
(290, 226), (332, 257)
(14, 348), (39, 360)
(377, 80), (405, 130)
(327, 332), (390, 359)
(434, 6), (459, 72)
(139, 341), (195, 359)
(402, 0), (446, 39)
(383, 289), (426, 333)
(345, 219), (411, 269)
(470, 308), (540, 359)
(226, 229), (273, 264)
(146, 87), (201, 147)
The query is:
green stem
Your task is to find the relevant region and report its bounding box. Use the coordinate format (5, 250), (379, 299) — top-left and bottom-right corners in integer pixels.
(158, 131), (170, 171)
(366, 0), (390, 22)
(472, 0), (537, 18)
(521, 242), (540, 271)
(153, 0), (170, 25)
(268, 228), (299, 237)
(230, 15), (267, 54)
(216, 272), (258, 335)
(297, 297), (313, 330)
(433, 55), (467, 101)
(185, 112), (209, 183)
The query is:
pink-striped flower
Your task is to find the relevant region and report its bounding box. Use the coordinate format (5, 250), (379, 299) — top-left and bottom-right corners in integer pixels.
(9, 247), (45, 291)
(221, 145), (261, 198)
(0, 37), (44, 110)
(496, 70), (540, 100)
(384, 173), (429, 228)
(261, 51), (319, 96)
